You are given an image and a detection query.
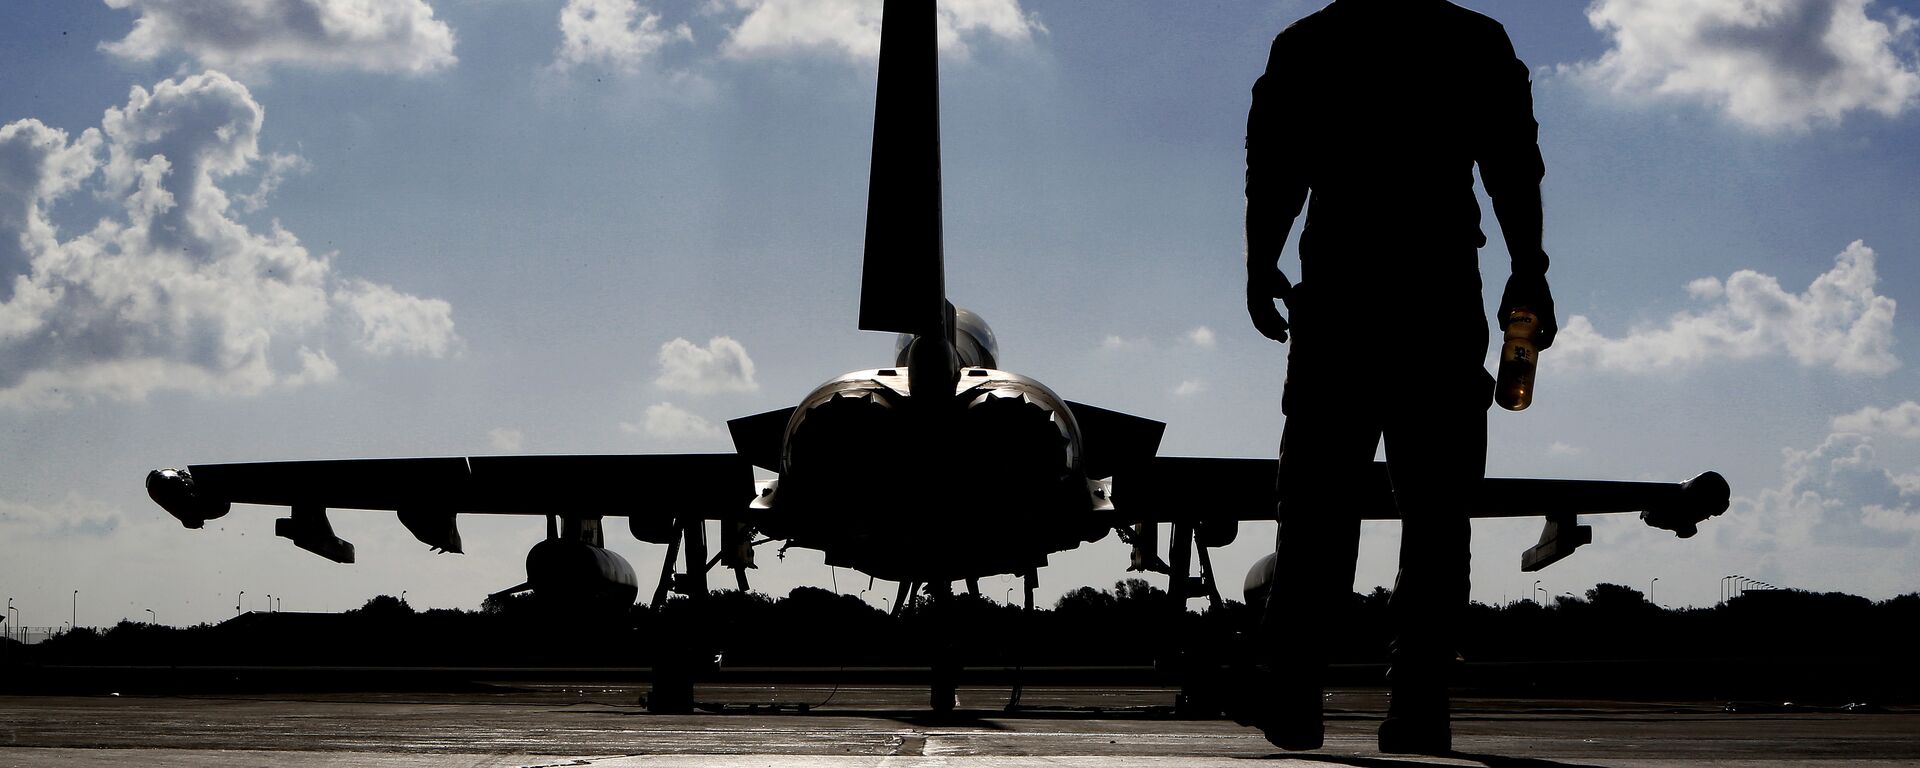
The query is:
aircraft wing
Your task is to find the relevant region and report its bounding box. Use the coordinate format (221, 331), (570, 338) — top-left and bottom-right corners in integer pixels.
(148, 454), (757, 562)
(1115, 456), (1728, 571)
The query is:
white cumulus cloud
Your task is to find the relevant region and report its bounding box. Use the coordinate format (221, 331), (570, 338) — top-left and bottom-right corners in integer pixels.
(1732, 427), (1920, 549)
(717, 0), (1043, 61)
(234, 151), (310, 213)
(1547, 441), (1586, 458)
(0, 493), (124, 538)
(655, 336), (757, 394)
(488, 428), (525, 452)
(622, 401), (727, 441)
(1554, 240), (1897, 375)
(0, 71), (458, 410)
(553, 0), (693, 73)
(1572, 0), (1920, 130)
(1172, 379), (1205, 397)
(333, 279), (460, 358)
(101, 0), (459, 79)
(1834, 401), (1920, 438)
(1185, 326), (1216, 348)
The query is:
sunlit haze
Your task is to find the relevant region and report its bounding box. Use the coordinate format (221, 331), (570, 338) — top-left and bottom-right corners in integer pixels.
(4, 0), (1919, 629)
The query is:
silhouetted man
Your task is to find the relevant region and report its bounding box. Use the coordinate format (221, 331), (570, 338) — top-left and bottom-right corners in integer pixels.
(1243, 0), (1557, 754)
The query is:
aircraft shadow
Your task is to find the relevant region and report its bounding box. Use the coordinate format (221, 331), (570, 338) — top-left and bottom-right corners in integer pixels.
(879, 711), (1015, 729)
(1243, 754), (1605, 768)
(558, 707), (1025, 731)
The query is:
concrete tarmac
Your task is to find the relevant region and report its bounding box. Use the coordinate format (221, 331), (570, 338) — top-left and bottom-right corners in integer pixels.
(2, 684), (1914, 767)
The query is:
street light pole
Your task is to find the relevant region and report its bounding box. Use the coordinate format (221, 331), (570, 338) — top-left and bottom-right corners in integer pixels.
(146, 608), (157, 625)
(72, 590), (78, 631)
(1532, 580), (1543, 605)
(1650, 577), (1659, 606)
(237, 591), (245, 617)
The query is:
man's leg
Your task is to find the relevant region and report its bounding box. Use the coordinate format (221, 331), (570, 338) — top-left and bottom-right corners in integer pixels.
(1378, 386), (1487, 754)
(1258, 406), (1378, 749)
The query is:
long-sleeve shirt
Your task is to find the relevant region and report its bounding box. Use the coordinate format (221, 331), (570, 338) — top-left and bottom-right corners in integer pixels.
(1246, 0), (1546, 291)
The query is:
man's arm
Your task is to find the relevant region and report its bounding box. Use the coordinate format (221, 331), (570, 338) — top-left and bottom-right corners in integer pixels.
(1488, 179), (1556, 348)
(1245, 33), (1310, 344)
(1477, 24), (1556, 348)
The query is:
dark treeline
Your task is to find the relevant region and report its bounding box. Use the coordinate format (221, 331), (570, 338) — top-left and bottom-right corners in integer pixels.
(5, 581), (1916, 700)
(3, 581), (1215, 669)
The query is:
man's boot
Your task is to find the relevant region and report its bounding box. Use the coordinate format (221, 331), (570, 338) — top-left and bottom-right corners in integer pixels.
(1230, 666), (1324, 751)
(1260, 683), (1325, 751)
(1377, 683), (1449, 755)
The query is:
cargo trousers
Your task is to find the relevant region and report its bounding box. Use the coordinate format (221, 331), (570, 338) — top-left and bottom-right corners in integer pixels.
(1261, 272), (1493, 691)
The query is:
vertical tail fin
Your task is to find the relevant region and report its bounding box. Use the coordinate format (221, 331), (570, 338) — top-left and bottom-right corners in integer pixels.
(858, 0), (946, 338)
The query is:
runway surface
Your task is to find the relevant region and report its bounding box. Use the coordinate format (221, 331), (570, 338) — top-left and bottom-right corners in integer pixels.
(3, 683), (1915, 767)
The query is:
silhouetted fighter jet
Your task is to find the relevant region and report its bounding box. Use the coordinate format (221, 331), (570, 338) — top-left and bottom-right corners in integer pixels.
(147, 0), (1726, 713)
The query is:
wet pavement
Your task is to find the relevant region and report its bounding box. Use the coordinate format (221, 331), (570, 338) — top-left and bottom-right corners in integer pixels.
(2, 684), (1915, 766)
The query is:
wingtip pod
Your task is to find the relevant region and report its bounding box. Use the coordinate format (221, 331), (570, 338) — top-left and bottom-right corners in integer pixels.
(1641, 471), (1730, 539)
(146, 468), (230, 529)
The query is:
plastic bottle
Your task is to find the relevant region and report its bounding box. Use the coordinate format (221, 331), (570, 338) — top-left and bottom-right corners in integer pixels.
(1496, 307), (1539, 411)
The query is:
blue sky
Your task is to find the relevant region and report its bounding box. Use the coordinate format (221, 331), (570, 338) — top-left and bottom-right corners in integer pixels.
(3, 0), (1919, 628)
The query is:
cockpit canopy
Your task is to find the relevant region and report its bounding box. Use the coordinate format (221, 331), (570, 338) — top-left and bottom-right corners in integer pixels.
(895, 307), (999, 370)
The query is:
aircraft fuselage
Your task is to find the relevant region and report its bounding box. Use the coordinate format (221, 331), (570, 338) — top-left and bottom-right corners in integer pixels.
(757, 325), (1113, 583)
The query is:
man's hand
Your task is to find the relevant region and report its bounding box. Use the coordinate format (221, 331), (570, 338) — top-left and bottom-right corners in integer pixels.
(1247, 270), (1294, 343)
(1498, 271), (1557, 349)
